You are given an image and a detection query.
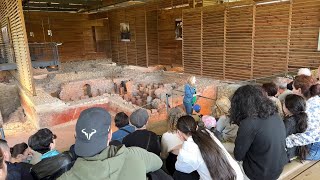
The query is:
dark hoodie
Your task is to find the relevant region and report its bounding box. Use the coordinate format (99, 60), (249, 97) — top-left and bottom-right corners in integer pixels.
(58, 145), (162, 180)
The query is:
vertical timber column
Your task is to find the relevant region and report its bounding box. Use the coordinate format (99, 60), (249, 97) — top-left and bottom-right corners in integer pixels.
(9, 0), (35, 95)
(223, 7), (227, 80)
(286, 0), (293, 73)
(200, 9), (203, 76)
(250, 4), (256, 79)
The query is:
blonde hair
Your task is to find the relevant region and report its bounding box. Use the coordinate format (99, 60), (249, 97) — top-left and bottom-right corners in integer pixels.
(167, 107), (185, 132)
(216, 96), (231, 116)
(187, 76), (196, 86)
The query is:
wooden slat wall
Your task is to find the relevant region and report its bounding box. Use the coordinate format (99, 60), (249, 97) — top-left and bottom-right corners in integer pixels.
(125, 8), (137, 65)
(225, 5), (253, 80)
(158, 9), (183, 65)
(289, 0), (320, 70)
(146, 10), (159, 66)
(254, 1), (290, 78)
(24, 12), (109, 62)
(183, 0), (320, 80)
(108, 0), (188, 67)
(0, 0), (35, 95)
(202, 5), (225, 79)
(183, 9), (202, 75)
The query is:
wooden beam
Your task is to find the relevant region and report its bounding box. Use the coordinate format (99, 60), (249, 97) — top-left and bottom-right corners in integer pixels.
(24, 2), (87, 8)
(23, 7), (78, 11)
(28, 0), (102, 5)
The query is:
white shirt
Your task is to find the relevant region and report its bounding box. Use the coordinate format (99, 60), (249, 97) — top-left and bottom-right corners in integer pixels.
(175, 130), (243, 180)
(161, 131), (183, 159)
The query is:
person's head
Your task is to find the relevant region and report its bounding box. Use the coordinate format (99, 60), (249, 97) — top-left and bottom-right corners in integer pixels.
(130, 109), (149, 129)
(75, 107), (112, 157)
(0, 149), (7, 180)
(262, 82), (278, 97)
(176, 116), (236, 180)
(293, 75), (316, 99)
(216, 96), (231, 116)
(274, 78), (288, 94)
(10, 143), (31, 163)
(201, 115), (216, 129)
(230, 85), (278, 126)
(193, 104), (201, 113)
(0, 140), (10, 162)
(28, 128), (57, 154)
(187, 76), (196, 86)
(167, 107), (185, 133)
(310, 84), (320, 97)
(298, 68), (311, 76)
(283, 94), (308, 160)
(114, 112), (129, 129)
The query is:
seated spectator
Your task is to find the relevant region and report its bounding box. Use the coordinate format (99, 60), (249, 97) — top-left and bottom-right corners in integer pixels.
(287, 68), (312, 91)
(215, 96), (239, 143)
(28, 128), (59, 160)
(28, 129), (73, 179)
(274, 78), (293, 103)
(231, 85), (288, 180)
(111, 112), (135, 143)
(286, 75), (320, 160)
(0, 140), (33, 180)
(58, 107), (162, 180)
(123, 109), (161, 156)
(191, 104), (202, 122)
(174, 116), (243, 180)
(262, 82), (284, 117)
(161, 107), (184, 175)
(283, 94), (308, 161)
(10, 143), (32, 164)
(0, 149), (7, 180)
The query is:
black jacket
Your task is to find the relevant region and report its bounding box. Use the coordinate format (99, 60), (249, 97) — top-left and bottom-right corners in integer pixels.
(123, 129), (161, 156)
(7, 162), (34, 180)
(31, 151), (75, 180)
(284, 116), (298, 160)
(234, 114), (288, 180)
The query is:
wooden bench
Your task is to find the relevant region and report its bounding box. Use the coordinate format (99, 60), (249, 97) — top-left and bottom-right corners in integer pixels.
(222, 142), (319, 180)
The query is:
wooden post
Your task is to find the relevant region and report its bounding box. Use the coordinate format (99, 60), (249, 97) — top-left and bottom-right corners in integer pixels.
(200, 9), (203, 76)
(223, 6), (227, 80)
(145, 7), (149, 67)
(286, 0), (293, 74)
(250, 4), (256, 79)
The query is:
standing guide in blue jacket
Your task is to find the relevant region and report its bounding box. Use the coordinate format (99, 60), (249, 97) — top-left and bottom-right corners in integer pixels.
(183, 76), (197, 115)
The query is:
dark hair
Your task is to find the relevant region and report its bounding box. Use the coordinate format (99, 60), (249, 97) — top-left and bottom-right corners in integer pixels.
(284, 94), (308, 160)
(310, 84), (320, 97)
(262, 82), (278, 97)
(230, 85), (278, 126)
(176, 116), (236, 180)
(0, 148), (4, 169)
(114, 112), (129, 128)
(28, 128), (56, 154)
(10, 143), (28, 158)
(293, 75), (315, 99)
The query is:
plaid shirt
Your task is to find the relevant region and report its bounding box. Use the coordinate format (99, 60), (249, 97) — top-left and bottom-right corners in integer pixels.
(286, 96), (320, 148)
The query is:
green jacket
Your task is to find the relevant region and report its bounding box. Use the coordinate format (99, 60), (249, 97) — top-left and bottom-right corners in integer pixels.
(58, 145), (162, 180)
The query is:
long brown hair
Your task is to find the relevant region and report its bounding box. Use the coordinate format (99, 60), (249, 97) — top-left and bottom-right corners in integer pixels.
(177, 116), (236, 180)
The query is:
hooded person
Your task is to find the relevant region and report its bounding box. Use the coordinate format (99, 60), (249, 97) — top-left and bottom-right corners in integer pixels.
(58, 107), (162, 180)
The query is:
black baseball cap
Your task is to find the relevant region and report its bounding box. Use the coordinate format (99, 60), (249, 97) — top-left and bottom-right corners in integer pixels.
(75, 107), (111, 157)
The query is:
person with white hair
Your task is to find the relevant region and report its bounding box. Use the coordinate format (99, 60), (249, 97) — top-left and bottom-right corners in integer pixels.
(298, 68), (312, 76)
(274, 78), (293, 103)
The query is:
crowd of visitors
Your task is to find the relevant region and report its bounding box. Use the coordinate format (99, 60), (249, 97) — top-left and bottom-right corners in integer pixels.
(0, 68), (319, 180)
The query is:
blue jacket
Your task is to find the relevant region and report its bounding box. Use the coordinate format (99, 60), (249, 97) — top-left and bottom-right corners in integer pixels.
(112, 125), (135, 143)
(183, 84), (196, 104)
